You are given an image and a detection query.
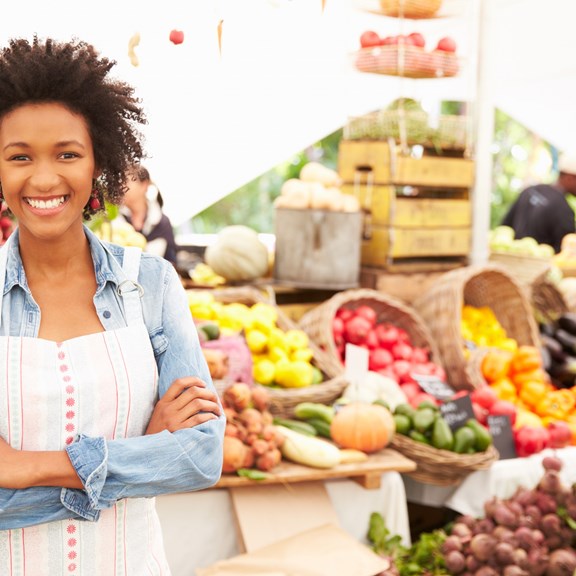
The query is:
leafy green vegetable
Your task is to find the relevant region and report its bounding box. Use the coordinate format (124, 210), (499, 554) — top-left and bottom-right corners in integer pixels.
(236, 468), (269, 481)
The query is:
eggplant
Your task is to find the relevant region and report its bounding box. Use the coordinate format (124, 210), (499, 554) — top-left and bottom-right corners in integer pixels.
(539, 321), (558, 338)
(548, 356), (576, 388)
(553, 328), (576, 355)
(557, 312), (576, 337)
(541, 334), (567, 362)
(539, 345), (552, 372)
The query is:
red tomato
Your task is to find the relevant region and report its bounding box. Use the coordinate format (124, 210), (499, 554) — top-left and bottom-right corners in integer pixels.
(336, 307), (354, 322)
(400, 381), (421, 401)
(489, 399), (517, 426)
(354, 305), (378, 327)
(360, 30), (381, 49)
(410, 392), (438, 409)
(365, 329), (380, 350)
(391, 342), (413, 361)
(472, 402), (489, 425)
(369, 348), (394, 371)
(344, 315), (372, 345)
(547, 421), (572, 449)
(514, 426), (550, 457)
(470, 386), (498, 410)
(436, 36), (457, 52)
(169, 29), (185, 45)
(375, 323), (400, 350)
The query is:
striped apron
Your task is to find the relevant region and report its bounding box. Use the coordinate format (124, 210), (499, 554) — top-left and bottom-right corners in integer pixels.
(0, 240), (171, 575)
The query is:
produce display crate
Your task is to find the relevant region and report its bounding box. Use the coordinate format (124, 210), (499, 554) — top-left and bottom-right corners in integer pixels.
(191, 286), (348, 417)
(389, 433), (499, 486)
(353, 46), (459, 79)
(488, 252), (552, 288)
(297, 288), (443, 374)
(412, 265), (541, 391)
(378, 0), (443, 19)
(338, 140), (475, 187)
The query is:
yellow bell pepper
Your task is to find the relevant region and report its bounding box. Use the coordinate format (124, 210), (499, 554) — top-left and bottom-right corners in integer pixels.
(517, 379), (549, 409)
(535, 389), (575, 420)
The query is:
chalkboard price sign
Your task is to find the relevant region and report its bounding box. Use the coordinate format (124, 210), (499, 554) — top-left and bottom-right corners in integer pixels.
(412, 373), (455, 400)
(440, 395), (476, 431)
(487, 414), (516, 460)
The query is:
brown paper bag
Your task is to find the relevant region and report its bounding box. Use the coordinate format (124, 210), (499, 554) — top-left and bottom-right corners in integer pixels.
(195, 523), (390, 576)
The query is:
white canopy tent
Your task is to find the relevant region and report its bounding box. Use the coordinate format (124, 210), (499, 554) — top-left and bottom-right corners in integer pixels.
(1, 0), (575, 261)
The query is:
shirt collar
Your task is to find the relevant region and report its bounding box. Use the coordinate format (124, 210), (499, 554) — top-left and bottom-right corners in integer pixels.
(3, 225), (126, 296)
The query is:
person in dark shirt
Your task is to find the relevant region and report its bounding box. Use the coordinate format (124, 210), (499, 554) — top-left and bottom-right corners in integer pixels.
(121, 165), (179, 265)
(501, 152), (576, 253)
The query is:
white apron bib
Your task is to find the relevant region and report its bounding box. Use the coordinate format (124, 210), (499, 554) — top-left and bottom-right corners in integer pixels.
(0, 239), (171, 575)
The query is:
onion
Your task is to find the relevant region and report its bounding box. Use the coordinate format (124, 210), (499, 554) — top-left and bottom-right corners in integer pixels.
(514, 527), (535, 550)
(512, 548), (528, 569)
(452, 522), (473, 539)
(470, 534), (497, 562)
(494, 542), (515, 566)
(474, 567), (498, 576)
(445, 550), (466, 574)
(492, 526), (516, 544)
(538, 470), (563, 495)
(546, 548), (576, 576)
(503, 566), (528, 576)
(493, 504), (519, 529)
(541, 455), (563, 472)
(442, 535), (464, 554)
(540, 512), (562, 536)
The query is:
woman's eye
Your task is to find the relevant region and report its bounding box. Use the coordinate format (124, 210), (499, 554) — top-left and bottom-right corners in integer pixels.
(10, 154), (29, 161)
(60, 152), (79, 160)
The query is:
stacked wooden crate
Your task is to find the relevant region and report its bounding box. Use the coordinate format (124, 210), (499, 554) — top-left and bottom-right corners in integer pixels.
(338, 140), (475, 272)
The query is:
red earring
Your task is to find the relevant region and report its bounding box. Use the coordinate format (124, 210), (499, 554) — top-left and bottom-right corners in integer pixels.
(89, 193), (101, 211)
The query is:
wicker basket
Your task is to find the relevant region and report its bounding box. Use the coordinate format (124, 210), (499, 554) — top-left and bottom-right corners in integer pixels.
(413, 265), (541, 391)
(530, 277), (568, 323)
(192, 286), (349, 418)
(298, 288), (443, 374)
(379, 0), (443, 18)
(488, 252), (551, 288)
(389, 433), (499, 486)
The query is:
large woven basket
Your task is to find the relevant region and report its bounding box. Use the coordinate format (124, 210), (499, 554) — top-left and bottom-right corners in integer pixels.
(190, 286), (349, 418)
(379, 0), (443, 18)
(530, 277), (568, 323)
(413, 265), (541, 391)
(389, 434), (499, 486)
(298, 288), (443, 374)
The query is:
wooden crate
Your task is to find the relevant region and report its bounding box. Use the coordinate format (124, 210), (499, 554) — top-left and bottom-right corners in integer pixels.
(341, 184), (470, 228)
(273, 207), (363, 289)
(338, 139), (475, 187)
(361, 226), (471, 267)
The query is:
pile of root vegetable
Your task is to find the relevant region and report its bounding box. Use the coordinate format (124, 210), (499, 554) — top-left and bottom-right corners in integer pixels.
(371, 455), (576, 576)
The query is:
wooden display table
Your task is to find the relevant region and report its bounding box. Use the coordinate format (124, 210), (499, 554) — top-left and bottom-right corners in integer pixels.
(217, 448), (416, 490)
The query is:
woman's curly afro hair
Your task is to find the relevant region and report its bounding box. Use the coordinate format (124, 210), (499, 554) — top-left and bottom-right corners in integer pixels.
(0, 35), (147, 209)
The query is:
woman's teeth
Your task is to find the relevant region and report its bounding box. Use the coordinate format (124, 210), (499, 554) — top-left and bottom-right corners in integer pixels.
(26, 196), (66, 209)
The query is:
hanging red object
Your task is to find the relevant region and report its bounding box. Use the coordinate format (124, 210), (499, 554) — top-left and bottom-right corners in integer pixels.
(169, 29), (185, 45)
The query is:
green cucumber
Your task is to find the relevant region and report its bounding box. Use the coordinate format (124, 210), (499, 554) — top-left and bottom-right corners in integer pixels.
(293, 402), (335, 424)
(273, 417), (317, 436)
(306, 417), (333, 438)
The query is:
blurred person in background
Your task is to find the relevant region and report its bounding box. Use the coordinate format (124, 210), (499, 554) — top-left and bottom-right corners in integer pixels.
(121, 165), (179, 265)
(501, 151), (576, 253)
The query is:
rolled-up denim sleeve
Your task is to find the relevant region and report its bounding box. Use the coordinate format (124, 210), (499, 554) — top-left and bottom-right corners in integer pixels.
(62, 261), (225, 514)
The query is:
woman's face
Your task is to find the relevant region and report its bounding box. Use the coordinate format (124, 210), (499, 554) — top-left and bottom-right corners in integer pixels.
(123, 171), (148, 211)
(0, 102), (97, 242)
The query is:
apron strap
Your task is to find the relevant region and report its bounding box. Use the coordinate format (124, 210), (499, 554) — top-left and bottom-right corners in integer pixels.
(118, 246), (144, 327)
(0, 236), (12, 320)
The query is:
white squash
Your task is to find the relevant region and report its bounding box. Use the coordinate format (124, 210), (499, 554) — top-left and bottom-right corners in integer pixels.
(275, 425), (341, 469)
(205, 225), (269, 282)
(299, 162), (341, 188)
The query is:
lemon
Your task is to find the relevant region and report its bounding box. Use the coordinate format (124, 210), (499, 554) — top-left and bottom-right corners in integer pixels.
(189, 303), (215, 321)
(275, 360), (314, 388)
(253, 358), (276, 386)
(224, 303), (254, 330)
(267, 327), (289, 352)
(311, 366), (323, 385)
(285, 329), (309, 351)
(251, 302), (278, 324)
(268, 346), (289, 364)
(246, 329), (268, 354)
(187, 290), (215, 306)
(291, 348), (314, 363)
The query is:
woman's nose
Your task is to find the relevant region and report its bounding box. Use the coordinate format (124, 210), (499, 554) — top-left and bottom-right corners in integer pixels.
(28, 166), (60, 192)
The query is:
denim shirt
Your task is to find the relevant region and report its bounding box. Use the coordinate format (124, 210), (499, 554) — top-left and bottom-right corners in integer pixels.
(0, 226), (225, 530)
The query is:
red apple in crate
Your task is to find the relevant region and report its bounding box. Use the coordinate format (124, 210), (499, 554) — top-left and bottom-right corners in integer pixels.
(436, 36), (457, 53)
(393, 359), (413, 383)
(365, 329), (380, 350)
(391, 341), (413, 361)
(470, 386), (498, 411)
(375, 323), (400, 349)
(400, 381), (421, 402)
(408, 32), (425, 48)
(472, 402), (489, 425)
(360, 30), (381, 49)
(336, 307), (354, 322)
(411, 347), (429, 365)
(169, 29), (185, 45)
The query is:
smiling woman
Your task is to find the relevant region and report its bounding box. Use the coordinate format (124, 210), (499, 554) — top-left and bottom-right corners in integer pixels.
(0, 36), (224, 575)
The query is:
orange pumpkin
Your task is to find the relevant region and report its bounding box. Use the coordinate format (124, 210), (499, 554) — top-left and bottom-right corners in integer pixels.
(330, 402), (395, 453)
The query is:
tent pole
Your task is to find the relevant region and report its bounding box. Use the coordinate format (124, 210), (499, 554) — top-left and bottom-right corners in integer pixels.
(470, 0), (494, 266)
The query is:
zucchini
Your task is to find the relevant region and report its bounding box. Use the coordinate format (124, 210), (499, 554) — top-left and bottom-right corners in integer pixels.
(306, 417), (333, 439)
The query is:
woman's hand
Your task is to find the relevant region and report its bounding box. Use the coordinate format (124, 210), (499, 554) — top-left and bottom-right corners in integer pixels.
(146, 377), (222, 435)
(0, 438), (27, 489)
